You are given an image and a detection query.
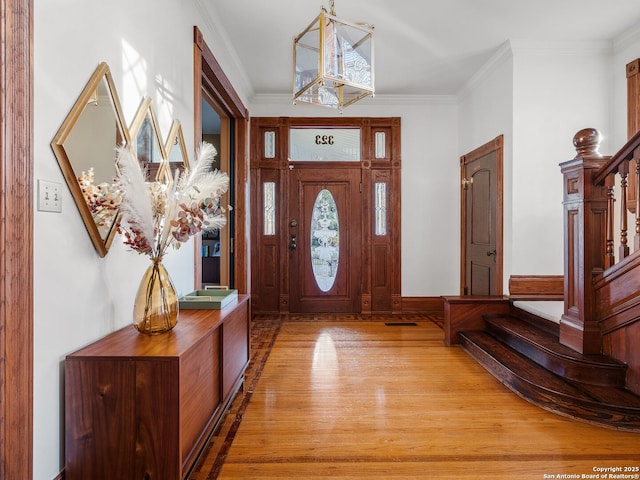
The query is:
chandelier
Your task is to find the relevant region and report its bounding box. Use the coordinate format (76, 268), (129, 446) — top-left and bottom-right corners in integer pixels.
(293, 0), (375, 111)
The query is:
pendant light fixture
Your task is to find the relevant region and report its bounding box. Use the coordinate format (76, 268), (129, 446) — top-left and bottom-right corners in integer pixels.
(293, 0), (375, 111)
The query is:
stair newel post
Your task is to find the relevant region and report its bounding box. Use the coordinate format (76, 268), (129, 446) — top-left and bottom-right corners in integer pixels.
(559, 128), (609, 355)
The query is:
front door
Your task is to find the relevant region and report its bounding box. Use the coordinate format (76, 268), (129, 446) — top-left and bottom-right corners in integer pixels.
(288, 166), (362, 313)
(250, 117), (401, 315)
(461, 135), (504, 296)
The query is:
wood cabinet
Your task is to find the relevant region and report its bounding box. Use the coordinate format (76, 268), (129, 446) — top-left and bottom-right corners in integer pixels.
(65, 295), (250, 480)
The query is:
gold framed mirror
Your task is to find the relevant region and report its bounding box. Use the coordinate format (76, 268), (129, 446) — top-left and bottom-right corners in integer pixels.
(129, 96), (166, 181)
(51, 62), (130, 257)
(163, 119), (190, 178)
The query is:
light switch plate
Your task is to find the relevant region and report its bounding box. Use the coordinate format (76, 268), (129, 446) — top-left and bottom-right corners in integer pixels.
(38, 179), (62, 213)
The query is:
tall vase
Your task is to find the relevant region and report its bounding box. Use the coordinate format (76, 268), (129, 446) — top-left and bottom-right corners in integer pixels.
(133, 257), (179, 335)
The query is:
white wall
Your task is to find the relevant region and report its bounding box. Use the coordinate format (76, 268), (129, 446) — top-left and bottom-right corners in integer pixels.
(457, 40), (614, 290)
(612, 28), (640, 147)
(249, 96), (461, 296)
(457, 43), (515, 290)
(33, 1), (250, 478)
(511, 42), (612, 276)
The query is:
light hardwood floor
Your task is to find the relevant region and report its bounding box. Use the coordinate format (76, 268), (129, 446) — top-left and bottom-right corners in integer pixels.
(191, 315), (640, 479)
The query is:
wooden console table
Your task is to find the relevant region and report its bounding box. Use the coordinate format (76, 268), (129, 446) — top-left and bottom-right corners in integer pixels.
(65, 295), (250, 480)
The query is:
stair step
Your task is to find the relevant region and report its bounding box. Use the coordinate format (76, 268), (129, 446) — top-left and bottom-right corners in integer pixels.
(459, 330), (640, 431)
(507, 305), (560, 336)
(484, 314), (627, 387)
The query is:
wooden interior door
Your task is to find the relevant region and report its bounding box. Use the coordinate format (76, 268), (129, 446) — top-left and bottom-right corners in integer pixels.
(289, 166), (362, 312)
(461, 136), (503, 296)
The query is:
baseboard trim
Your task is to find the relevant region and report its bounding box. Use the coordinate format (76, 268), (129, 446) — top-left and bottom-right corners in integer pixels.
(402, 296), (444, 314)
(252, 297), (446, 316)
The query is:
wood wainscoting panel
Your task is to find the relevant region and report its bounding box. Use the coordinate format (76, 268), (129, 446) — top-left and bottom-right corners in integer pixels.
(508, 275), (564, 300)
(595, 252), (640, 396)
(401, 297), (444, 314)
(372, 243), (391, 311)
(603, 322), (640, 395)
(442, 296), (511, 346)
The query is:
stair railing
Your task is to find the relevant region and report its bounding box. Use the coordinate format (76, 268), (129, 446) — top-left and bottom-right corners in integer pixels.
(560, 127), (640, 356)
(593, 128), (640, 268)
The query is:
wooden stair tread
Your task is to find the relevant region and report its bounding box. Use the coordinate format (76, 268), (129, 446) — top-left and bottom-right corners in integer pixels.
(487, 314), (622, 365)
(578, 382), (640, 408)
(484, 314), (627, 387)
(459, 330), (640, 431)
(460, 330), (595, 401)
(507, 305), (561, 336)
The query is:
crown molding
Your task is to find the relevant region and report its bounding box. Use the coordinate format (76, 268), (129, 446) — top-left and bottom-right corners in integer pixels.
(457, 40), (513, 101)
(193, 0), (255, 100)
(509, 38), (612, 56)
(614, 21), (640, 52)
(251, 93), (458, 107)
(456, 38), (614, 101)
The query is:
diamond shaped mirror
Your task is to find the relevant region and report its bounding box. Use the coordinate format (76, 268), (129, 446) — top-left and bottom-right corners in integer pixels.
(129, 96), (166, 181)
(51, 62), (130, 257)
(163, 119), (190, 178)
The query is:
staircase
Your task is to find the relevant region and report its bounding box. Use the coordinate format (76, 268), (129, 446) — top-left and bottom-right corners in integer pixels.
(445, 128), (640, 431)
(458, 306), (640, 432)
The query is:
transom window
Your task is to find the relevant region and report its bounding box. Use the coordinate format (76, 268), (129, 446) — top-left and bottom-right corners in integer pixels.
(289, 128), (361, 161)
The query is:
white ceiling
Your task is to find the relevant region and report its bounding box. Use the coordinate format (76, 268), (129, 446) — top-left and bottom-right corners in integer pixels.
(203, 0), (640, 98)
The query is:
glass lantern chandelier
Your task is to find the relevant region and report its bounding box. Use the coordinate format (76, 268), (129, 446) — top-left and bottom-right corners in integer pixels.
(293, 0), (375, 111)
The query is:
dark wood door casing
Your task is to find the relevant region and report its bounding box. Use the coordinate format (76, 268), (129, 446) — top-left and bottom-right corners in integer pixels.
(250, 117), (401, 314)
(460, 135), (504, 296)
(1, 0), (34, 478)
(194, 27), (249, 293)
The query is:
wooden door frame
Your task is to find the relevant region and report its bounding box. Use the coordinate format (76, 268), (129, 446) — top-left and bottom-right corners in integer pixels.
(460, 135), (504, 296)
(201, 88), (232, 286)
(1, 0), (34, 478)
(250, 117), (401, 314)
(194, 26), (249, 293)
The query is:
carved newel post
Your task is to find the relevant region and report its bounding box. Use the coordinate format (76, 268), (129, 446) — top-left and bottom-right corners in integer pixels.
(559, 128), (609, 354)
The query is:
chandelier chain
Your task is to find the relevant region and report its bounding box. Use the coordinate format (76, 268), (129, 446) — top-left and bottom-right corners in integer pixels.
(329, 0), (335, 15)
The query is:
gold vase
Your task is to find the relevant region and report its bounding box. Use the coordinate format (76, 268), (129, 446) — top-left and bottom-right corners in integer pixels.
(133, 257), (179, 335)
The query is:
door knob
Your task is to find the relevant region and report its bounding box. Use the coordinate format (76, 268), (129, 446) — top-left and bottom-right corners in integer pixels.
(486, 249), (496, 257)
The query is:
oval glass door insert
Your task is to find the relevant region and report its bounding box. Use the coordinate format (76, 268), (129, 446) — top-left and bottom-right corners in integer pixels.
(311, 189), (339, 292)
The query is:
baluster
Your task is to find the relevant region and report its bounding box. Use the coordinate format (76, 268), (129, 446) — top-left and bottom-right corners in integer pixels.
(605, 173), (616, 268)
(635, 147), (640, 251)
(620, 162), (630, 260)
